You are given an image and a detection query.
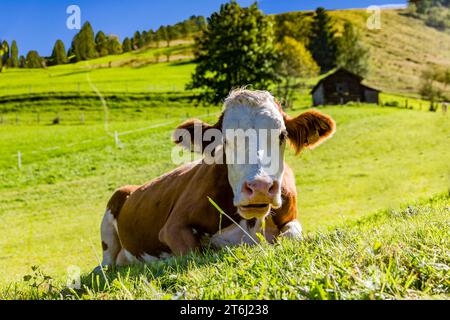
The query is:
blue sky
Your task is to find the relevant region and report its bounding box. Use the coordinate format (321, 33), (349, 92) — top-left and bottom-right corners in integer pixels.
(0, 0), (406, 57)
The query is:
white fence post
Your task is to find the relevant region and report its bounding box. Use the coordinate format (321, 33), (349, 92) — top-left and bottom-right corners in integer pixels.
(114, 131), (119, 147)
(18, 151), (22, 170)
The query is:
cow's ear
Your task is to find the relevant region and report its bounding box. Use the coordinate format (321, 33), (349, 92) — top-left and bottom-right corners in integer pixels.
(173, 114), (223, 153)
(283, 110), (336, 154)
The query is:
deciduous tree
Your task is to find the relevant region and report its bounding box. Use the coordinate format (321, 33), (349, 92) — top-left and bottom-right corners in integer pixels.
(107, 35), (123, 55)
(420, 66), (445, 111)
(276, 37), (319, 109)
(336, 22), (370, 77)
(188, 1), (278, 104)
(0, 40), (9, 72)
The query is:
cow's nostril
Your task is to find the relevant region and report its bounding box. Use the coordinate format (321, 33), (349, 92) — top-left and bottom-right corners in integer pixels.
(243, 178), (278, 198)
(268, 181), (279, 196)
(242, 181), (254, 196)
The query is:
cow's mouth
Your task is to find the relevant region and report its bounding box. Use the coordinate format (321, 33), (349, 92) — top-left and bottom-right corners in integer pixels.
(241, 203), (269, 209)
(237, 203), (271, 219)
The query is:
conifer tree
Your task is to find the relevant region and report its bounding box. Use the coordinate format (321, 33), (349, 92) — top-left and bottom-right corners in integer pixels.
(122, 37), (132, 52)
(308, 7), (338, 73)
(69, 22), (98, 62)
(50, 39), (68, 65)
(25, 50), (42, 68)
(9, 40), (19, 68)
(95, 31), (109, 57)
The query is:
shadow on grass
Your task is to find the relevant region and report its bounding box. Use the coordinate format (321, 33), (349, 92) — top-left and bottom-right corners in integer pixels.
(169, 59), (195, 67)
(53, 70), (91, 78)
(64, 248), (229, 298)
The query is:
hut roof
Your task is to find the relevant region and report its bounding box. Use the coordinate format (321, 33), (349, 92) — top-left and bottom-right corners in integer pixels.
(310, 68), (380, 93)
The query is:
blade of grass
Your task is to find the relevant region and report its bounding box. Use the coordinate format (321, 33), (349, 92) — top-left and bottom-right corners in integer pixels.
(207, 196), (259, 247)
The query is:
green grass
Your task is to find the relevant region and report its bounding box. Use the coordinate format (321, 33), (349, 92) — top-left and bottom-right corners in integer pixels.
(2, 193), (448, 299)
(0, 103), (448, 290)
(380, 92), (443, 111)
(81, 41), (193, 66)
(0, 92), (207, 124)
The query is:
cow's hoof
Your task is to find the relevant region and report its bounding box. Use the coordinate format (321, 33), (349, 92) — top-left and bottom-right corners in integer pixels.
(92, 265), (109, 275)
(200, 234), (213, 247)
(159, 252), (173, 259)
(279, 220), (303, 240)
(209, 236), (235, 249)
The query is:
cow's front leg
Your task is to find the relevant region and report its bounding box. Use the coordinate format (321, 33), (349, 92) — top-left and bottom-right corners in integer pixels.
(208, 222), (248, 249)
(208, 219), (265, 249)
(278, 220), (303, 240)
(159, 224), (200, 256)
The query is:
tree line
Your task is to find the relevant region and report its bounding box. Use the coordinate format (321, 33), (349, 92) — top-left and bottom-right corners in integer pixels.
(408, 0), (450, 30)
(189, 2), (370, 106)
(0, 15), (206, 71)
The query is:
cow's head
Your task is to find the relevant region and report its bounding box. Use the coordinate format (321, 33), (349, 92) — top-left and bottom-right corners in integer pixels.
(174, 89), (335, 220)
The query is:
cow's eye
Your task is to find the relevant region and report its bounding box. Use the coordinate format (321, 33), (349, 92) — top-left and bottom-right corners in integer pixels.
(279, 131), (287, 145)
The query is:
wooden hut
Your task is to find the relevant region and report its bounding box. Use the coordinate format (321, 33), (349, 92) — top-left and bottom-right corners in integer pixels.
(311, 68), (380, 106)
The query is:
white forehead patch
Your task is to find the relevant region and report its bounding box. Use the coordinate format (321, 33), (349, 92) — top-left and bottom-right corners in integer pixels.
(222, 89), (284, 130)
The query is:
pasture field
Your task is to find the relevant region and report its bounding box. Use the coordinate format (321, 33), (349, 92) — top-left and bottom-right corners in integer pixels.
(0, 100), (448, 293)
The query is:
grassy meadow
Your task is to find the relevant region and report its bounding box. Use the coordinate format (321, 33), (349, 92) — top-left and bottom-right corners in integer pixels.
(0, 8), (449, 299)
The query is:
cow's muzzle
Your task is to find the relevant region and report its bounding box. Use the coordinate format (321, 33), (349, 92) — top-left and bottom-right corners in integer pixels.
(237, 177), (281, 219)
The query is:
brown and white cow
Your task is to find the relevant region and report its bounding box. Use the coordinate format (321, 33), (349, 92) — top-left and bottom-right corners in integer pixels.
(99, 89), (335, 267)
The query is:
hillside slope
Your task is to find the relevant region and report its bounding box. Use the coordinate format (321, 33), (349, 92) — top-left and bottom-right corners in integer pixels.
(0, 43), (195, 97)
(331, 9), (450, 96)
